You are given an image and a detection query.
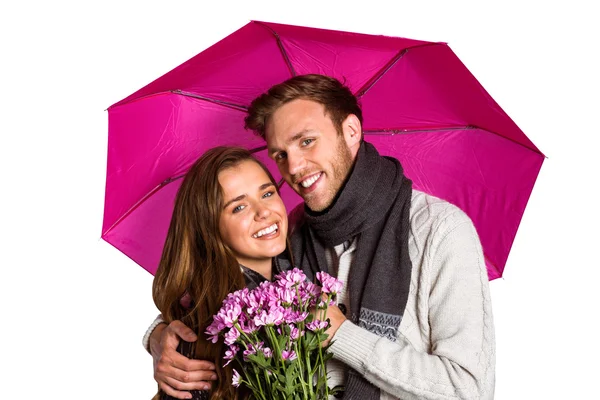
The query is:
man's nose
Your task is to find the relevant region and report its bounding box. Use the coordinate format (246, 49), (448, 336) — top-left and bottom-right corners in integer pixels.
(287, 151), (306, 176)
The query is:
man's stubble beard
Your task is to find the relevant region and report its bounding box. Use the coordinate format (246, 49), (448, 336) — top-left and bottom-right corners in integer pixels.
(305, 137), (354, 212)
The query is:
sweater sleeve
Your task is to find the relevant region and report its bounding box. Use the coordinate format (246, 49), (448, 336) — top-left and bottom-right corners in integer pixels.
(329, 210), (495, 399)
(142, 314), (165, 353)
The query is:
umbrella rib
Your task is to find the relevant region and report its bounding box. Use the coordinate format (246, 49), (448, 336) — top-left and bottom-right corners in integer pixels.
(102, 181), (173, 237)
(364, 125), (476, 135)
(356, 49), (408, 98)
(251, 145), (286, 188)
(253, 21), (297, 77)
(102, 145), (270, 237)
(483, 254), (502, 279)
(249, 145), (268, 153)
(365, 125), (545, 155)
(172, 90), (248, 112)
(356, 42), (444, 98)
(277, 177), (285, 189)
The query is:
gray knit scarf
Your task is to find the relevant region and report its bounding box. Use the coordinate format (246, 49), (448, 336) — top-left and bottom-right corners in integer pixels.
(290, 141), (413, 399)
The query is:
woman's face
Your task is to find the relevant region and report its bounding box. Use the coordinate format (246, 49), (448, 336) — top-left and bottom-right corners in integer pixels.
(218, 160), (288, 270)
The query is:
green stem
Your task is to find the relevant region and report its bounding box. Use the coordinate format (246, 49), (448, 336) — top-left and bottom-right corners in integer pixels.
(316, 294), (332, 397)
(316, 337), (329, 398)
(234, 322), (256, 345)
(303, 334), (315, 397)
(295, 285), (305, 313)
(319, 293), (332, 322)
(262, 368), (271, 394)
(267, 325), (287, 375)
(294, 341), (309, 400)
(253, 366), (267, 400)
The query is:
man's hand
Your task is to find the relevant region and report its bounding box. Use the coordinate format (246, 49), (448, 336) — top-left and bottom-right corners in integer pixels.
(320, 303), (347, 346)
(150, 320), (217, 399)
(311, 296), (347, 347)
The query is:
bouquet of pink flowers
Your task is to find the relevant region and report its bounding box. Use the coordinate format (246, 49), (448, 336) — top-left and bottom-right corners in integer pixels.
(206, 268), (344, 400)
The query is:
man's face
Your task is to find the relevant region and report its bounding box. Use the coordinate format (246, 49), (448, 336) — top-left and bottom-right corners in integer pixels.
(265, 99), (355, 212)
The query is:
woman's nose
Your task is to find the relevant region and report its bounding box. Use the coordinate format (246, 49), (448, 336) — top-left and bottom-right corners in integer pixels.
(255, 204), (271, 220)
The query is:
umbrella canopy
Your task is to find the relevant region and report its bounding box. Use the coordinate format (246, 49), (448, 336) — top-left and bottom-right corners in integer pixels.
(103, 20), (544, 279)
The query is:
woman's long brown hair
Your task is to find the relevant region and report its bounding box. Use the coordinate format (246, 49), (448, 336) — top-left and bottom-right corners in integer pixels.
(152, 146), (277, 399)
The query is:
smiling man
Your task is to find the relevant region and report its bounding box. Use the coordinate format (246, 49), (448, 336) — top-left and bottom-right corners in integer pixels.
(145, 74), (496, 400)
(265, 98), (355, 213)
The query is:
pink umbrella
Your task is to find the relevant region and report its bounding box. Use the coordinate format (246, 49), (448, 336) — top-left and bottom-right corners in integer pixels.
(103, 20), (544, 280)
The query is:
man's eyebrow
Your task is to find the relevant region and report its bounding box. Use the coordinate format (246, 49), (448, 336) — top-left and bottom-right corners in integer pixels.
(268, 130), (313, 155)
(287, 131), (311, 144)
(223, 194), (246, 210)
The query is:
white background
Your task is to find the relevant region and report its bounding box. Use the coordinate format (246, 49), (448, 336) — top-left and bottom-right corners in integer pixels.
(1, 1), (598, 398)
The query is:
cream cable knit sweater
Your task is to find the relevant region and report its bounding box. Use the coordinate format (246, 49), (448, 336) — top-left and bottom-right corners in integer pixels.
(326, 190), (495, 399)
(143, 190), (495, 399)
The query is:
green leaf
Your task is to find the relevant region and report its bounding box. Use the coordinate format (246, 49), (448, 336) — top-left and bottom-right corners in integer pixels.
(278, 334), (288, 350)
(246, 353), (270, 369)
(277, 372), (286, 384)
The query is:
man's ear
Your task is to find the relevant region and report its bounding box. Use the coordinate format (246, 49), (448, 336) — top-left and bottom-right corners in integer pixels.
(342, 114), (362, 150)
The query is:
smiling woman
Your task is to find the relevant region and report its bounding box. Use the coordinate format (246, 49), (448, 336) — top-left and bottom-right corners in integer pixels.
(218, 159), (289, 281)
(151, 146), (292, 400)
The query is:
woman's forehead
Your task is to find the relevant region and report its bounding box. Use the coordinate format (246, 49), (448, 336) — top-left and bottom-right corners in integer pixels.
(219, 160), (271, 191)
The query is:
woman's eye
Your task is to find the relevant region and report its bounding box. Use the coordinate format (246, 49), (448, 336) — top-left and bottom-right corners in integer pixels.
(233, 205), (245, 213)
(263, 191), (274, 198)
(301, 138), (313, 146)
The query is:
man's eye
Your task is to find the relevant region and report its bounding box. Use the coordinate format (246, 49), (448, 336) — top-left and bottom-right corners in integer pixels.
(275, 152), (287, 161)
(233, 205), (245, 213)
(301, 138), (314, 146)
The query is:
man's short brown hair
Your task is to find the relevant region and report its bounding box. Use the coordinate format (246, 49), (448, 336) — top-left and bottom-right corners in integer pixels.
(244, 74), (363, 139)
